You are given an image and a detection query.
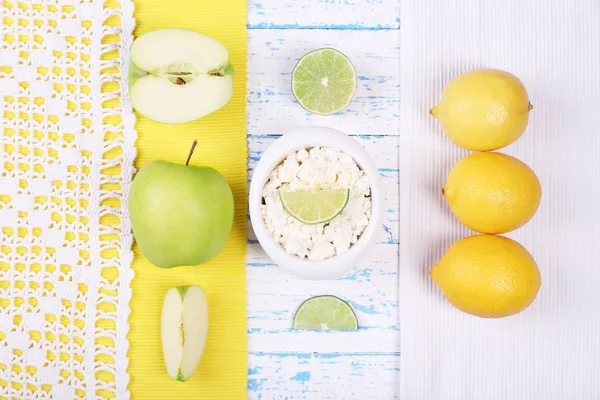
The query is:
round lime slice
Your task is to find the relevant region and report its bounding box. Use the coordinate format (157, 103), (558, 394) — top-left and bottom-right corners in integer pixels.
(293, 295), (359, 331)
(291, 48), (357, 115)
(280, 188), (350, 225)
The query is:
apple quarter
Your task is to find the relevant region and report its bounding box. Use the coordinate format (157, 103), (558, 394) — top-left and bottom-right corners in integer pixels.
(161, 286), (209, 382)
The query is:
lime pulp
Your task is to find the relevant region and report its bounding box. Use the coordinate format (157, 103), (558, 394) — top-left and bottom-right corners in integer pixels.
(291, 48), (357, 115)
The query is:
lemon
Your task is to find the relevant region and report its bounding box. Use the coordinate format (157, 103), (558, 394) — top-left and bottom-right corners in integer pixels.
(431, 234), (541, 318)
(431, 68), (532, 151)
(443, 152), (541, 234)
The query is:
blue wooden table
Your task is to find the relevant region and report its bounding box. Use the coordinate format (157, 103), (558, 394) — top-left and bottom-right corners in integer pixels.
(245, 1), (400, 398)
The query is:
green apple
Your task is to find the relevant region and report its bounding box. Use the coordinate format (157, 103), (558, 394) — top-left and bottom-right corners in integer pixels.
(161, 285), (209, 381)
(129, 28), (234, 124)
(128, 141), (234, 268)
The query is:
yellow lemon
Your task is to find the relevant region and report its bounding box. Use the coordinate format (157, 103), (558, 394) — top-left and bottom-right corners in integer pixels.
(431, 234), (541, 318)
(444, 152), (541, 234)
(431, 68), (532, 151)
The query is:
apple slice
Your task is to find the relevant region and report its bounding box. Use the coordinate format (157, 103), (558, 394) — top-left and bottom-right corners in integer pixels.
(161, 285), (209, 381)
(129, 29), (234, 124)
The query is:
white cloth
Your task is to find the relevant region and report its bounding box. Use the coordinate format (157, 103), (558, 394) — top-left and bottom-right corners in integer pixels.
(400, 1), (600, 399)
(0, 1), (136, 399)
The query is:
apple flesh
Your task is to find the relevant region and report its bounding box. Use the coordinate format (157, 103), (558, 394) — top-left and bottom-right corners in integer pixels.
(161, 286), (209, 381)
(128, 142), (235, 268)
(129, 28), (234, 124)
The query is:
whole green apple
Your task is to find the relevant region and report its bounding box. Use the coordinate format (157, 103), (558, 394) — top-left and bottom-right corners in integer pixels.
(128, 141), (234, 268)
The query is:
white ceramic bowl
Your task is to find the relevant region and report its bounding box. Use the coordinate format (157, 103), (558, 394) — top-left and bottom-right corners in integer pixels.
(249, 127), (383, 280)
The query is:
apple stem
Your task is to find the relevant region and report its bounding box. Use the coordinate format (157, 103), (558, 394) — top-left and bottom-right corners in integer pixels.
(186, 140), (198, 166)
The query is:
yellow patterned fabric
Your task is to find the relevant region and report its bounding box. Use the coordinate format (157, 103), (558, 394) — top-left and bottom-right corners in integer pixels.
(127, 0), (248, 399)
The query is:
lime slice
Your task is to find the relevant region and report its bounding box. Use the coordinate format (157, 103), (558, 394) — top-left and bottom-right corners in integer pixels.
(280, 188), (350, 225)
(293, 295), (359, 331)
(292, 48), (357, 115)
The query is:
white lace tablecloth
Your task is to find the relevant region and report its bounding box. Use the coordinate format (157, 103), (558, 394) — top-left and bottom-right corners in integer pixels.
(0, 1), (136, 398)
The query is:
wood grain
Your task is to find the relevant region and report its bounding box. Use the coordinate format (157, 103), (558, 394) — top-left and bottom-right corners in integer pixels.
(248, 352), (400, 399)
(248, 0), (400, 29)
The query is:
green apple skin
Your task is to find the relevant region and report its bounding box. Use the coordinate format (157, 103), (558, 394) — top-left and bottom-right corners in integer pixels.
(128, 161), (234, 268)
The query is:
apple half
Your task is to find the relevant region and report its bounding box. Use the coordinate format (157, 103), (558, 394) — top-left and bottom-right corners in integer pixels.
(129, 29), (234, 124)
(161, 285), (209, 381)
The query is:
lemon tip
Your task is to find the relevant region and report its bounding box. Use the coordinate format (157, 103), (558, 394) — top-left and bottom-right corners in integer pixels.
(430, 264), (439, 280)
(429, 105), (439, 118)
(441, 185), (454, 198)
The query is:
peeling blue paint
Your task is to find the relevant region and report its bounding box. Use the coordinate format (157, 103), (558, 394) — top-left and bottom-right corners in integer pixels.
(247, 378), (267, 391)
(340, 267), (373, 282)
(248, 366), (262, 375)
(359, 135), (384, 139)
(248, 23), (399, 30)
(249, 352), (400, 358)
(290, 371), (312, 383)
(346, 300), (382, 315)
(381, 224), (397, 244)
(247, 262), (276, 268)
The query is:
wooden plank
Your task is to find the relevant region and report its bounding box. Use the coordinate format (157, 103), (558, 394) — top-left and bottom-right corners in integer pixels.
(248, 0), (400, 30)
(245, 6), (401, 396)
(247, 30), (400, 136)
(246, 135), (399, 353)
(248, 352), (400, 399)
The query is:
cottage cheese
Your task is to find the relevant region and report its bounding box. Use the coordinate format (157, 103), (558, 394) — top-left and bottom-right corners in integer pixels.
(261, 146), (372, 260)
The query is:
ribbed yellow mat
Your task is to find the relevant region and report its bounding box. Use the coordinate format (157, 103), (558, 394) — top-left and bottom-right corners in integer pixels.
(128, 1), (247, 398)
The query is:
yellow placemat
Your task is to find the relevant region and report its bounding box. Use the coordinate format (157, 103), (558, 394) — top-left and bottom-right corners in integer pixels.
(128, 1), (247, 398)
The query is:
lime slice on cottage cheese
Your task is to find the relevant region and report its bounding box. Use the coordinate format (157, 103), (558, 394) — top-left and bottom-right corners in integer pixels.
(280, 188), (350, 225)
(292, 48), (357, 115)
(293, 295), (359, 331)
